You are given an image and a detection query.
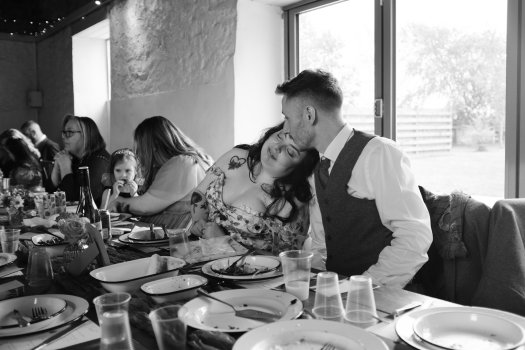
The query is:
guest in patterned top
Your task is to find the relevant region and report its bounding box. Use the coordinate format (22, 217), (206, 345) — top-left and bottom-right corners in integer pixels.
(190, 122), (319, 252)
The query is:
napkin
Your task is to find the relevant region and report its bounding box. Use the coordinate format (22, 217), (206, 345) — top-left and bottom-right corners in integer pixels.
(23, 217), (56, 228)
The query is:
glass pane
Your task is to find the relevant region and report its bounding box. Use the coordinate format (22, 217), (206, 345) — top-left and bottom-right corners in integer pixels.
(396, 0), (506, 201)
(298, 0), (375, 133)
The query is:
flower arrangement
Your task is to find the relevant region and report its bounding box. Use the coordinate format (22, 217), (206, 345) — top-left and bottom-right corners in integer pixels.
(0, 187), (36, 227)
(57, 213), (88, 243)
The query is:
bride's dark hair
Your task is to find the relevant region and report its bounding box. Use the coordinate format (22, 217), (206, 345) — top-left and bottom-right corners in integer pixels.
(237, 122), (319, 223)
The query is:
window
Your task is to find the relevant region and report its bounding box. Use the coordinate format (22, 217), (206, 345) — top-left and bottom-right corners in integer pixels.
(286, 0), (512, 202)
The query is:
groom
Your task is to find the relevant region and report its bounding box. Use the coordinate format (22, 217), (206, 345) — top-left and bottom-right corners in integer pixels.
(276, 69), (432, 287)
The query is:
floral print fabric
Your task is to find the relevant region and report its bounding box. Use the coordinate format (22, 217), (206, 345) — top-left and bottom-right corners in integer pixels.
(205, 167), (307, 252)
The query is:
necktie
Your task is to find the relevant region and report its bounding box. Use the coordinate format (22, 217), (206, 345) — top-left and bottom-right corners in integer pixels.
(318, 157), (331, 188)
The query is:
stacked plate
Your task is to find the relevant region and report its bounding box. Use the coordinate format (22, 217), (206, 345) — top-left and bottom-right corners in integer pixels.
(0, 294), (88, 337)
(396, 306), (525, 350)
(118, 226), (168, 245)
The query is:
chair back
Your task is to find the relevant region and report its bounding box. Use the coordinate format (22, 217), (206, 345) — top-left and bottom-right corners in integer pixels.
(472, 199), (525, 316)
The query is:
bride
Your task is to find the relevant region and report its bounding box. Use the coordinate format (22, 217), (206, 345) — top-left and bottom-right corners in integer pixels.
(190, 122), (319, 252)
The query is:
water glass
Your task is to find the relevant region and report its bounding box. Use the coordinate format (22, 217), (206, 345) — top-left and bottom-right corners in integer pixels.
(149, 305), (188, 350)
(279, 250), (313, 301)
(93, 292), (134, 350)
(344, 275), (378, 326)
(0, 228), (20, 254)
(26, 246), (54, 293)
(312, 271), (344, 321)
(168, 229), (190, 259)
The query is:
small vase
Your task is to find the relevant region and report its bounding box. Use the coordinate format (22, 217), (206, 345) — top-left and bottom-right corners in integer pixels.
(7, 207), (24, 228)
(62, 238), (89, 266)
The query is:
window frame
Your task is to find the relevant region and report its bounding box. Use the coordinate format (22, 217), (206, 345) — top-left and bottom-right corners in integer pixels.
(284, 0), (521, 199)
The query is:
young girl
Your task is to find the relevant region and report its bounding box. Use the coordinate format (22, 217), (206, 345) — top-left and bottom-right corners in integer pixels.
(100, 148), (141, 209)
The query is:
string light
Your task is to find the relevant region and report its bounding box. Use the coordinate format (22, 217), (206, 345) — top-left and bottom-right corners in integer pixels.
(0, 0), (113, 38)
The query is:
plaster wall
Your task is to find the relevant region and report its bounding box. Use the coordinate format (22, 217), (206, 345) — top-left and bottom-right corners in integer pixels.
(36, 29), (75, 146)
(234, 0), (284, 145)
(109, 0), (237, 158)
(0, 40), (37, 131)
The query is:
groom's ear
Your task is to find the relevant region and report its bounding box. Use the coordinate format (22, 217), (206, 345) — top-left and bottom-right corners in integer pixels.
(304, 105), (317, 125)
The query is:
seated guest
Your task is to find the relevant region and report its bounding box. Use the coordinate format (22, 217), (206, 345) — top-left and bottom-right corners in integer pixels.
(100, 148), (141, 210)
(21, 120), (60, 192)
(276, 69), (432, 287)
(190, 122), (319, 252)
(51, 115), (110, 205)
(1, 129), (43, 190)
(109, 116), (212, 228)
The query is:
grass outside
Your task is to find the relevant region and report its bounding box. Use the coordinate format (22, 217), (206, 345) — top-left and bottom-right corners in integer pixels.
(408, 145), (504, 200)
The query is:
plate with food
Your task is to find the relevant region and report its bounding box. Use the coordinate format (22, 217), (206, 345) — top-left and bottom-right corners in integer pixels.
(202, 256), (283, 281)
(110, 212), (133, 222)
(180, 289), (302, 333)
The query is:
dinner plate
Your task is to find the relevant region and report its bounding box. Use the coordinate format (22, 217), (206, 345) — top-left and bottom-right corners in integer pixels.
(0, 294), (89, 338)
(118, 232), (168, 245)
(209, 256), (281, 276)
(0, 253), (17, 268)
(413, 308), (525, 350)
(396, 306), (525, 350)
(202, 256), (283, 281)
(234, 319), (389, 350)
(0, 296), (67, 328)
(180, 289), (302, 332)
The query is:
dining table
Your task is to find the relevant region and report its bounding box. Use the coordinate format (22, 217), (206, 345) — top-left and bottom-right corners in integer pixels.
(0, 213), (484, 350)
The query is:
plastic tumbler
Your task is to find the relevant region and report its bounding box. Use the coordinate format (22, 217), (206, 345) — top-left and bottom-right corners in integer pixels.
(168, 229), (190, 259)
(312, 271), (344, 321)
(149, 305), (188, 350)
(26, 246), (54, 293)
(279, 250), (313, 301)
(93, 292), (134, 350)
(344, 275), (378, 325)
(0, 228), (20, 254)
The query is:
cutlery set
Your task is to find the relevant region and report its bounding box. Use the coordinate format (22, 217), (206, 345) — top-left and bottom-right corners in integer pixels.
(8, 306), (52, 328)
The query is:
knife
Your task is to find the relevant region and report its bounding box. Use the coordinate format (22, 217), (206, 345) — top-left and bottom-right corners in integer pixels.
(378, 301), (423, 318)
(31, 318), (88, 350)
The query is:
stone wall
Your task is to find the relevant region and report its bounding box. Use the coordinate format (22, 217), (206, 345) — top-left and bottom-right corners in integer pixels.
(108, 0), (237, 158)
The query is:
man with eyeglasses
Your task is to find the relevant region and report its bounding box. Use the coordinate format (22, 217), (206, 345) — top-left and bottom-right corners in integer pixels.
(21, 120), (60, 192)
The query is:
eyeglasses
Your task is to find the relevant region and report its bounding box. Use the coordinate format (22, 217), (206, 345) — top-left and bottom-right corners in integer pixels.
(61, 130), (82, 138)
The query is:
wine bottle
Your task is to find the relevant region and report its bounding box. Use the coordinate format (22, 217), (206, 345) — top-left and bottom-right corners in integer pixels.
(76, 166), (101, 230)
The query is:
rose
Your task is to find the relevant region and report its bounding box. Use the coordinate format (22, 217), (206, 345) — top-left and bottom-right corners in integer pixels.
(58, 216), (86, 243)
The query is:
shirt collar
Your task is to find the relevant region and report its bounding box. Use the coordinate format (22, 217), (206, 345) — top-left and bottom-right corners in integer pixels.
(34, 134), (46, 146)
(320, 124), (353, 163)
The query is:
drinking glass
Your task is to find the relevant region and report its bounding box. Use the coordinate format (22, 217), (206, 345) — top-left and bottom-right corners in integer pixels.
(279, 250), (313, 301)
(0, 228), (20, 254)
(344, 275), (378, 326)
(93, 292), (134, 350)
(26, 246), (54, 293)
(149, 305), (188, 350)
(168, 229), (190, 259)
(312, 271), (344, 321)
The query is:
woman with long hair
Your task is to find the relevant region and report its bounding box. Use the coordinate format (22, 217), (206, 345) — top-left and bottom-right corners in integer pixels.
(190, 122), (319, 252)
(0, 129), (43, 189)
(109, 116), (212, 228)
(51, 115), (110, 205)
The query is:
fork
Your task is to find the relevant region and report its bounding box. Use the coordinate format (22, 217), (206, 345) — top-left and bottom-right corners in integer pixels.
(32, 306), (49, 322)
(223, 249), (254, 274)
(321, 343), (336, 350)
